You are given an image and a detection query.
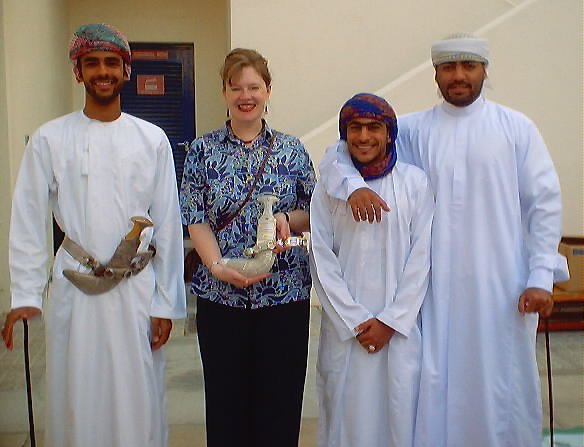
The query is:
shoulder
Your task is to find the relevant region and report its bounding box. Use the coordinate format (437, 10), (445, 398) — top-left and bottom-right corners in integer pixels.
(399, 106), (436, 124)
(30, 111), (85, 151)
(121, 113), (167, 137)
(270, 129), (311, 163)
(397, 106), (437, 136)
(485, 100), (537, 130)
(271, 129), (305, 149)
(36, 111), (82, 134)
(192, 127), (226, 148)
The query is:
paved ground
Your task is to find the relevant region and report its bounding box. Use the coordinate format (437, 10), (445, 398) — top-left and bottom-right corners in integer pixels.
(1, 306), (582, 447)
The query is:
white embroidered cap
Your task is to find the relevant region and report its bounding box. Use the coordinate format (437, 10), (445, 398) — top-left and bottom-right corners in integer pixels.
(431, 33), (489, 66)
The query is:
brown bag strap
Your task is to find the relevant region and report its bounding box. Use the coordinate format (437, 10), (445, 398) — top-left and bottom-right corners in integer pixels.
(214, 135), (274, 232)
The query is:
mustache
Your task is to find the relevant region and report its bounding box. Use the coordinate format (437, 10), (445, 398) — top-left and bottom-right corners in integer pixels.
(447, 81), (472, 88)
(91, 76), (116, 81)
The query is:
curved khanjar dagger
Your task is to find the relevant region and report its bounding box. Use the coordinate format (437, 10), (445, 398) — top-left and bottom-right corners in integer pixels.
(221, 195), (278, 277)
(221, 195), (309, 278)
(63, 216), (153, 295)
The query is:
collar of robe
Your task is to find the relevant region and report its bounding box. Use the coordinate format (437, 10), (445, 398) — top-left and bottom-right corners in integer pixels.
(441, 94), (485, 117)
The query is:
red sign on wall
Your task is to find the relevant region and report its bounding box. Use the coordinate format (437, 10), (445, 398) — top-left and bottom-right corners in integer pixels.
(137, 75), (165, 95)
(133, 50), (169, 60)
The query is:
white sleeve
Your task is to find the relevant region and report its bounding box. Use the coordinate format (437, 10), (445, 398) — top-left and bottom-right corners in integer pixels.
(9, 131), (53, 310)
(149, 133), (187, 319)
(517, 122), (569, 291)
(309, 182), (372, 342)
(376, 175), (434, 337)
(319, 140), (369, 201)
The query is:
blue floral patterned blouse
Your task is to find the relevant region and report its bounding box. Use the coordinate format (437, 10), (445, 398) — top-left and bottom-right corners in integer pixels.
(180, 121), (316, 309)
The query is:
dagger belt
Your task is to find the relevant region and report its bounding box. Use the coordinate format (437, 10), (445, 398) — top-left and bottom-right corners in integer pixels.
(60, 216), (155, 295)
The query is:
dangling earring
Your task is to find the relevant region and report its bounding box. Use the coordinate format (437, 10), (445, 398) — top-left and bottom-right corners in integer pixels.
(226, 108), (230, 118)
(264, 103), (269, 115)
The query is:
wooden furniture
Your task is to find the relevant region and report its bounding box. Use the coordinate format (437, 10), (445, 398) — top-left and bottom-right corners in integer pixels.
(537, 288), (584, 332)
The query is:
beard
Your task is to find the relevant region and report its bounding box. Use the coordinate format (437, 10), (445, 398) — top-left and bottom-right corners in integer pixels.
(439, 79), (484, 107)
(83, 77), (124, 105)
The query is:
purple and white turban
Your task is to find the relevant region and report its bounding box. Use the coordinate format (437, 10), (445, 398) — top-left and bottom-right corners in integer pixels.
(339, 93), (398, 179)
(69, 23), (131, 79)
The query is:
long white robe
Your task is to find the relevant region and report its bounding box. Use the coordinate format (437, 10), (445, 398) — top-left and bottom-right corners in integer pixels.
(310, 155), (434, 447)
(9, 111), (186, 447)
(319, 97), (569, 447)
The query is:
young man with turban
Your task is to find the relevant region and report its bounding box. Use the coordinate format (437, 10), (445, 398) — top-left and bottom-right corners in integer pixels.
(310, 93), (433, 447)
(319, 35), (568, 447)
(1, 23), (185, 447)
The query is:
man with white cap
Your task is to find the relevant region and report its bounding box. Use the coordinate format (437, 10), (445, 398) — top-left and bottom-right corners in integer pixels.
(318, 33), (568, 447)
(1, 23), (185, 446)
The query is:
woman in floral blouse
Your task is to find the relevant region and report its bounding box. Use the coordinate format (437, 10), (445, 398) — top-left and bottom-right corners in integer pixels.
(179, 48), (316, 447)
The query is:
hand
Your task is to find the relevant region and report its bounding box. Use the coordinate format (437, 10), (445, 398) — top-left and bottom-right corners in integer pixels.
(347, 188), (390, 223)
(2, 307), (41, 350)
(355, 318), (395, 354)
(517, 287), (554, 318)
(273, 212), (291, 254)
(150, 317), (172, 350)
(209, 262), (269, 289)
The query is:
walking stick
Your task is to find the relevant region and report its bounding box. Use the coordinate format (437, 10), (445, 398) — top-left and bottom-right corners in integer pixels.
(544, 318), (554, 447)
(23, 320), (36, 447)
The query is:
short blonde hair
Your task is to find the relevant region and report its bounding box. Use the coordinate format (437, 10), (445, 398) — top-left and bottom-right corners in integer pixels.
(220, 48), (271, 90)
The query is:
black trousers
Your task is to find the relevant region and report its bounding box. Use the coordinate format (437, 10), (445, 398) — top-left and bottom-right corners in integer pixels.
(196, 297), (310, 447)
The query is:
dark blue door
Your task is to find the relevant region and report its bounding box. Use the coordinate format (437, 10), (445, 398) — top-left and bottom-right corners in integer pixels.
(121, 43), (195, 190)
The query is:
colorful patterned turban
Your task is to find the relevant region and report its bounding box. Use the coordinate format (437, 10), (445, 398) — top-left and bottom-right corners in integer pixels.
(339, 93), (398, 178)
(69, 23), (131, 78)
(431, 33), (489, 67)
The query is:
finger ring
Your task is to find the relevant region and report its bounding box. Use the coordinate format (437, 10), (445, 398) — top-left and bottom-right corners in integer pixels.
(368, 344), (375, 352)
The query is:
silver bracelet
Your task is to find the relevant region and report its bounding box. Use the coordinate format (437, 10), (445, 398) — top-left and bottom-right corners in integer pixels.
(209, 260), (221, 270)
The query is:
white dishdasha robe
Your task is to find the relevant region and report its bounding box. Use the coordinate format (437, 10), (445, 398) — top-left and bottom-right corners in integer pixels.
(311, 153), (433, 447)
(9, 111), (186, 447)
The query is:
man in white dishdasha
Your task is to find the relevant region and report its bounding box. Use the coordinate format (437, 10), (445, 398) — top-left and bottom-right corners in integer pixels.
(2, 23), (186, 447)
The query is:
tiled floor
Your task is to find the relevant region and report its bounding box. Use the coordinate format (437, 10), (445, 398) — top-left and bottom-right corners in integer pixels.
(1, 306), (582, 447)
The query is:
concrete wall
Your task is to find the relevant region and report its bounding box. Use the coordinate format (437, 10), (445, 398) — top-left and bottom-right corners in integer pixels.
(0, 1), (10, 312)
(230, 0), (583, 234)
(229, 0), (510, 138)
(68, 0), (229, 136)
(0, 0), (71, 313)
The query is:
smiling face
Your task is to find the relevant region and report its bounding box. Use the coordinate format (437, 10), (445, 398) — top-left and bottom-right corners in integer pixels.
(77, 50), (126, 106)
(223, 65), (271, 126)
(435, 60), (486, 107)
(346, 118), (389, 165)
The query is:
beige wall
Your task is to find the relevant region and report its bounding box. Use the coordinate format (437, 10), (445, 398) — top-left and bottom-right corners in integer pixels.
(486, 0), (583, 234)
(230, 0), (510, 138)
(68, 0), (229, 136)
(230, 0), (582, 234)
(0, 0), (71, 313)
(0, 1), (10, 312)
